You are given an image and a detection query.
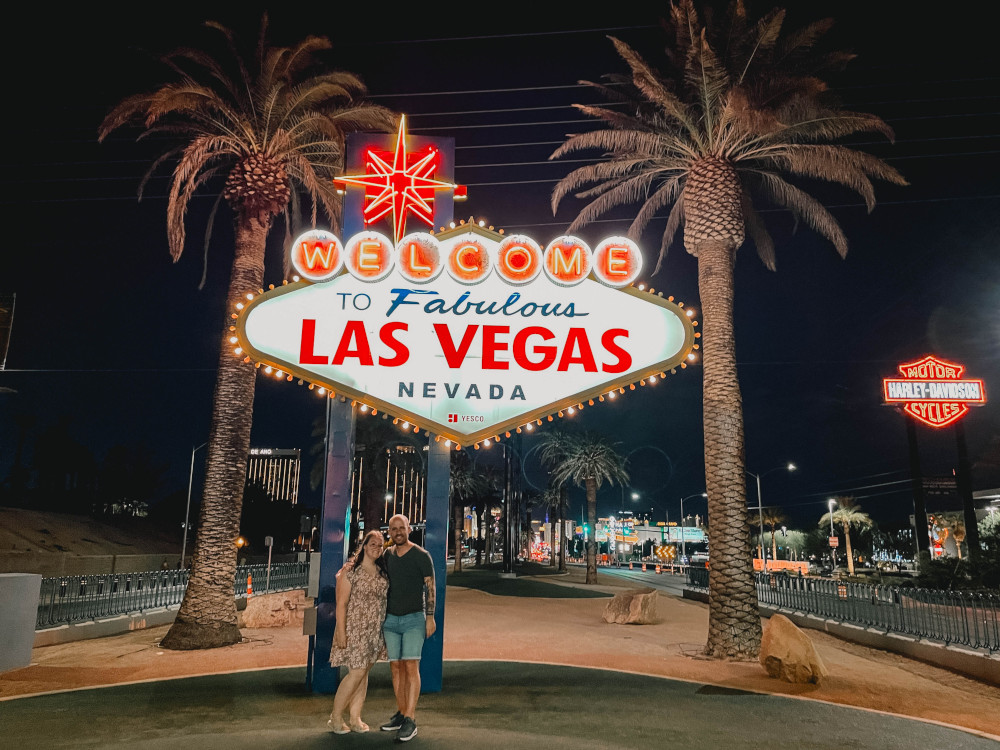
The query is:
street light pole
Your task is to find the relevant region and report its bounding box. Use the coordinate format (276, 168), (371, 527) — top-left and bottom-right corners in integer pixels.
(828, 498), (837, 571)
(679, 492), (707, 564)
(755, 473), (765, 570)
(746, 463), (796, 574)
(181, 441), (208, 570)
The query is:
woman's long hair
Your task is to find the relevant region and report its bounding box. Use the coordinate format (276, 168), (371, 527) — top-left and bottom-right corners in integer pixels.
(354, 530), (388, 578)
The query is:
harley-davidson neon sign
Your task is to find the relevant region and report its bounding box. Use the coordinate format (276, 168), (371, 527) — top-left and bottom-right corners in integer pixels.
(235, 225), (696, 445)
(883, 355), (987, 428)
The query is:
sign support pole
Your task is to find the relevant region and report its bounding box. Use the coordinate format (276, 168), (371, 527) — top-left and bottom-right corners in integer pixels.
(311, 397), (356, 693)
(421, 436), (450, 693)
(954, 422), (982, 562)
(905, 418), (930, 560)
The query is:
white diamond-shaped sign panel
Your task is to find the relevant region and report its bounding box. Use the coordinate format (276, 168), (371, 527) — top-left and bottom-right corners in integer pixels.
(237, 234), (695, 445)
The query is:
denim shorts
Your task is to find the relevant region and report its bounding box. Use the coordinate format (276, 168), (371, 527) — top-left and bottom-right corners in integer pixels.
(383, 612), (426, 661)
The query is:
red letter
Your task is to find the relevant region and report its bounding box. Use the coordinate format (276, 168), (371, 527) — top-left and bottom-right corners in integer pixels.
(557, 328), (597, 372)
(379, 322), (409, 367)
(299, 319), (327, 364)
(434, 324), (479, 368)
(331, 321), (374, 366)
(513, 327), (556, 371)
(601, 328), (631, 373)
(482, 325), (510, 370)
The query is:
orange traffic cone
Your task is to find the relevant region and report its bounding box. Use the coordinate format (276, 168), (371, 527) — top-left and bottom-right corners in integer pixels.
(247, 574), (253, 597)
(655, 564), (662, 574)
(628, 562), (633, 570)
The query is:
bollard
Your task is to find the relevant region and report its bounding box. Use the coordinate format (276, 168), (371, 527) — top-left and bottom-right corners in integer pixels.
(247, 574), (253, 598)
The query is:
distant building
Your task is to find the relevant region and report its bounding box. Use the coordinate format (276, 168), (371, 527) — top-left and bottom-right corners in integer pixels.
(247, 448), (301, 504)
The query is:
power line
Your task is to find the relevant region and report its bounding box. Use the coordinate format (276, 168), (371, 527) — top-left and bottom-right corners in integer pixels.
(24, 133), (1000, 169)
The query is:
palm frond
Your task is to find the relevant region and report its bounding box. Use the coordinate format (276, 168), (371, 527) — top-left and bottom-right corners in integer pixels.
(755, 171), (848, 256)
(138, 145), (185, 200)
(628, 177), (682, 240)
(776, 17), (834, 60)
(551, 158), (653, 213)
(760, 143), (906, 211)
(609, 36), (698, 137)
(199, 191), (226, 290)
(550, 129), (667, 161)
(685, 29), (730, 144)
(280, 35), (333, 79)
(736, 8), (785, 84)
(740, 189), (775, 270)
(653, 194), (686, 274)
(167, 163), (222, 262)
(566, 173), (659, 233)
(98, 93), (156, 140)
(570, 103), (651, 133)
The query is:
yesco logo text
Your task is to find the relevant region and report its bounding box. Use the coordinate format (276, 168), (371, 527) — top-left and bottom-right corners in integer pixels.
(289, 228), (643, 288)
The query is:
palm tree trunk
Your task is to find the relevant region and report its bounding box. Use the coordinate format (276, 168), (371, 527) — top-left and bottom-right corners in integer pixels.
(697, 237), (762, 660)
(586, 478), (597, 584)
(475, 506), (483, 567)
(549, 515), (557, 567)
(843, 520), (855, 576)
(363, 482), (386, 541)
(161, 216), (268, 650)
(771, 529), (777, 561)
(453, 496), (463, 572)
(558, 488), (568, 572)
(484, 507), (493, 563)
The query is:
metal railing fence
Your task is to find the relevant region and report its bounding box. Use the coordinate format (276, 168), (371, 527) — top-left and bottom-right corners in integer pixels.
(36, 561), (309, 630)
(684, 567), (1000, 652)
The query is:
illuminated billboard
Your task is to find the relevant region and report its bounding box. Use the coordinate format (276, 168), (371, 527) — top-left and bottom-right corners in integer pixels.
(882, 355), (987, 428)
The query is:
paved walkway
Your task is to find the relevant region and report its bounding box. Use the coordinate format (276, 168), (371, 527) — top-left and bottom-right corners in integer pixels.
(4, 663), (998, 749)
(3, 568), (999, 747)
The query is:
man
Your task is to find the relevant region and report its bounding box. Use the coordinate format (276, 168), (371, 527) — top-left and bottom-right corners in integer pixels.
(379, 514), (435, 742)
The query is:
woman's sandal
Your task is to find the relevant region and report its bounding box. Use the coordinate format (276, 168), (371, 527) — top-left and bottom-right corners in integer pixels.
(350, 720), (370, 733)
(327, 718), (351, 735)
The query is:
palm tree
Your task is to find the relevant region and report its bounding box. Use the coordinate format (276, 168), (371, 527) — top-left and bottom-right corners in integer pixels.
(474, 465), (503, 566)
(539, 430), (628, 584)
(449, 453), (486, 573)
(820, 497), (873, 576)
(952, 520), (967, 560)
(550, 1), (903, 658)
(100, 19), (395, 649)
(539, 484), (564, 568)
(761, 506), (788, 562)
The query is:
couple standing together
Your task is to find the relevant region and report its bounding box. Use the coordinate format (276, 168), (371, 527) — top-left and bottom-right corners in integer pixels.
(328, 514), (435, 743)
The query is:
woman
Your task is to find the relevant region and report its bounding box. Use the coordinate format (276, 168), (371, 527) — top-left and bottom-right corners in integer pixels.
(328, 530), (389, 734)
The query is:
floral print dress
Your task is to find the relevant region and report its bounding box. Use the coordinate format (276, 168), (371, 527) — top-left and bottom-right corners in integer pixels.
(329, 565), (389, 669)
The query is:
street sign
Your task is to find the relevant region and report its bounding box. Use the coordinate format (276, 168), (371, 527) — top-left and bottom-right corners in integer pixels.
(264, 536), (274, 547)
(829, 536), (839, 547)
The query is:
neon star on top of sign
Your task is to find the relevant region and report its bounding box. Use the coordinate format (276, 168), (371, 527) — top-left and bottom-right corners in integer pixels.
(335, 116), (463, 244)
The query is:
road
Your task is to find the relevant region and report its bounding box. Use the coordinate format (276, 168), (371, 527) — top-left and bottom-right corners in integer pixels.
(588, 563), (690, 597)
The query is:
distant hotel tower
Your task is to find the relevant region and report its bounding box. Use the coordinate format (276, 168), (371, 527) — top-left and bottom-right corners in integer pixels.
(247, 448), (301, 504)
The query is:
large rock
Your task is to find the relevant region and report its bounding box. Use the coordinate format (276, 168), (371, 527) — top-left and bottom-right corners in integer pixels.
(240, 589), (308, 628)
(602, 587), (658, 624)
(760, 614), (828, 685)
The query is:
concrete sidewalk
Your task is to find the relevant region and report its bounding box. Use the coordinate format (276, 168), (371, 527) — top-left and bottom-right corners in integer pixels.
(2, 569), (999, 746)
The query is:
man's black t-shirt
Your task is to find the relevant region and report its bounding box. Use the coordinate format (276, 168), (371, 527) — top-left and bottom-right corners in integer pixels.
(385, 544), (434, 616)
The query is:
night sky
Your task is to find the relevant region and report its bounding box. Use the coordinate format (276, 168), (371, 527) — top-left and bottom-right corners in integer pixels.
(2, 1), (998, 532)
